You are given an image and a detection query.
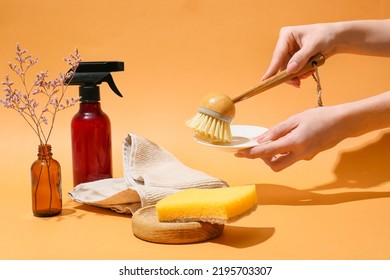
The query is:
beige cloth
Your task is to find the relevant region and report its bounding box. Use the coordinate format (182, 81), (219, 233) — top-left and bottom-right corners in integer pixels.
(69, 133), (227, 214)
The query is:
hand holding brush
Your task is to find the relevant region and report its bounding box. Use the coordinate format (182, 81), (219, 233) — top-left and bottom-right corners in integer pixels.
(186, 53), (325, 143)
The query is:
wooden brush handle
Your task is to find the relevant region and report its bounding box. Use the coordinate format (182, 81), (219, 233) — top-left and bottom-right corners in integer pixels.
(232, 53), (325, 103)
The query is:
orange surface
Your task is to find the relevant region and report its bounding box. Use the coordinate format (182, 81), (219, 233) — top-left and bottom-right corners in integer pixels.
(0, 0), (389, 260)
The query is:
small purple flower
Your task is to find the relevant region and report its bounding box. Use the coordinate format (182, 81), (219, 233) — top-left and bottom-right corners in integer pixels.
(0, 43), (82, 144)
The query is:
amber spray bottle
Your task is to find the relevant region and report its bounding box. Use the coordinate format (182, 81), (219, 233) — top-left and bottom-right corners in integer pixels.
(67, 61), (124, 186)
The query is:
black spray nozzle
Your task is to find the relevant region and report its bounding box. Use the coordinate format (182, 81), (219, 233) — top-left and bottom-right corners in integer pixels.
(67, 61), (124, 102)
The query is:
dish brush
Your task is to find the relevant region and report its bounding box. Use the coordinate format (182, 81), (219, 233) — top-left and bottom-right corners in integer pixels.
(186, 53), (325, 143)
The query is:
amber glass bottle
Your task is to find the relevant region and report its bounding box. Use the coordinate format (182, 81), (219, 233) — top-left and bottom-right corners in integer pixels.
(31, 144), (62, 217)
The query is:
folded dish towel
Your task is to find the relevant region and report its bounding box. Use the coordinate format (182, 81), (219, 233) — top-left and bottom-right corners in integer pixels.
(69, 133), (228, 214)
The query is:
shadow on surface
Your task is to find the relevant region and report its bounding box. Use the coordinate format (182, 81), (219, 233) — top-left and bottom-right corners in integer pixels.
(212, 226), (275, 248)
(309, 132), (390, 191)
(59, 208), (76, 216)
(257, 132), (390, 206)
(73, 204), (130, 218)
(256, 184), (390, 206)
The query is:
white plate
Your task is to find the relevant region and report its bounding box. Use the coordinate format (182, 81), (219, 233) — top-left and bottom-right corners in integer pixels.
(194, 125), (268, 152)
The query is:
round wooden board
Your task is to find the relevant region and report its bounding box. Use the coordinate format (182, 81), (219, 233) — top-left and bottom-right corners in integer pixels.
(132, 206), (224, 244)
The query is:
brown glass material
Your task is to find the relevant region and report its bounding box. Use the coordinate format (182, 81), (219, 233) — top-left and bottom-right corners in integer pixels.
(31, 145), (62, 217)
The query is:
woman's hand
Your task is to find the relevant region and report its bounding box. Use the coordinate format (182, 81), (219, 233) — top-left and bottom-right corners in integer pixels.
(262, 20), (390, 87)
(235, 91), (390, 171)
(235, 106), (348, 171)
(262, 23), (338, 87)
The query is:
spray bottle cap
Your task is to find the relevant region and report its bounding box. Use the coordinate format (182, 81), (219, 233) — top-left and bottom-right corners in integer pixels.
(67, 61), (124, 102)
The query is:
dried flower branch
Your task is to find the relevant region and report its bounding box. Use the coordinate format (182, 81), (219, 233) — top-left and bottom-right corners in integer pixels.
(1, 43), (82, 145)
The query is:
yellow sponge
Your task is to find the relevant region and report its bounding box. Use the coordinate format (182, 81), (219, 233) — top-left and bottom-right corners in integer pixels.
(155, 185), (257, 224)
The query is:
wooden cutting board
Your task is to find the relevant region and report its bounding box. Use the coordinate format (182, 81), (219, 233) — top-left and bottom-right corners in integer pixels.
(132, 206), (224, 244)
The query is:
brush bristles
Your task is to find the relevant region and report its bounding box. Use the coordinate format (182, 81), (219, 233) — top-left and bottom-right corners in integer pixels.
(186, 112), (232, 143)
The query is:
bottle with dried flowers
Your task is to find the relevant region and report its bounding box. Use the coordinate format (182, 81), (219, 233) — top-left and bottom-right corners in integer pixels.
(0, 43), (81, 217)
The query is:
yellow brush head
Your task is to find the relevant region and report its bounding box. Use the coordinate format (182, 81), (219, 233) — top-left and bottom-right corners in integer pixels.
(186, 93), (235, 143)
(186, 112), (232, 143)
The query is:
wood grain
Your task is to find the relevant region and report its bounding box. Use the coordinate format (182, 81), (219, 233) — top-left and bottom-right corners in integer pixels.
(132, 206), (224, 244)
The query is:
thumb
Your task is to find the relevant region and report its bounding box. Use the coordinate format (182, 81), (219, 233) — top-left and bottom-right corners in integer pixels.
(286, 48), (318, 74)
(255, 120), (297, 143)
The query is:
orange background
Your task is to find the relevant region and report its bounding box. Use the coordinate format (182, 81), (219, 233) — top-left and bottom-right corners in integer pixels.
(0, 0), (389, 259)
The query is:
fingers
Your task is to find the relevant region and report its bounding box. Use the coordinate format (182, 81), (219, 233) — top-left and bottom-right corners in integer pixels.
(235, 137), (309, 172)
(284, 69), (315, 88)
(285, 77), (301, 88)
(261, 26), (319, 85)
(235, 127), (293, 161)
(234, 139), (298, 172)
(261, 55), (287, 81)
(263, 152), (300, 172)
(234, 119), (301, 171)
(286, 47), (318, 74)
(255, 119), (298, 143)
(298, 69), (315, 79)
(261, 30), (293, 81)
(243, 134), (291, 158)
